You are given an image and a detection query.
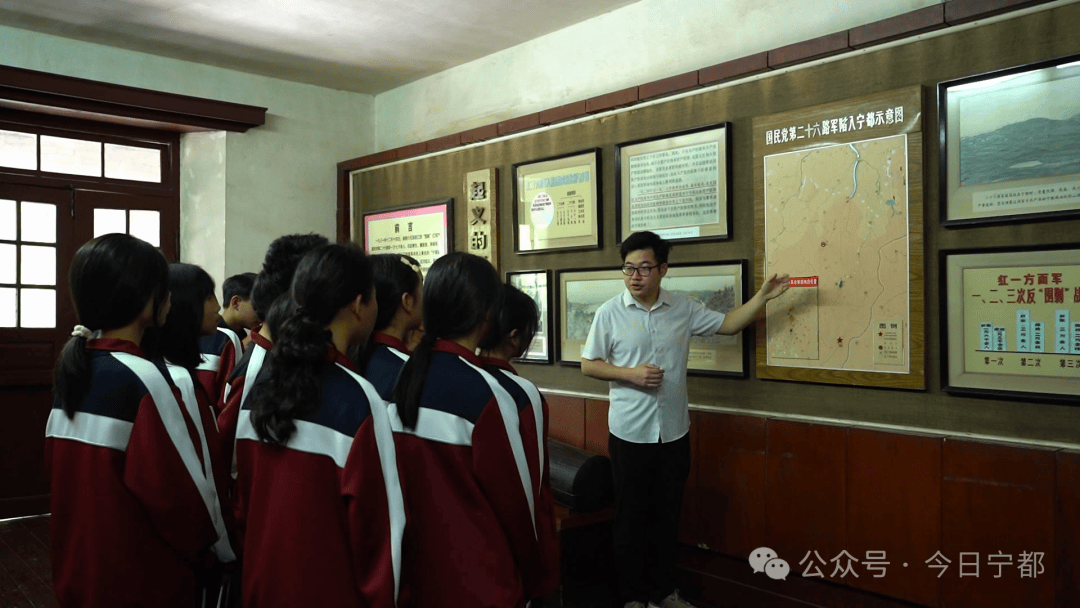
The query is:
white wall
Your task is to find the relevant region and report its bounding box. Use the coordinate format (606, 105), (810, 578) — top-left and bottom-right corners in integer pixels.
(0, 23), (375, 289)
(374, 0), (940, 150)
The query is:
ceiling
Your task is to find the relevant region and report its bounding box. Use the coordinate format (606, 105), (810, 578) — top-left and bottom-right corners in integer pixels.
(0, 0), (643, 94)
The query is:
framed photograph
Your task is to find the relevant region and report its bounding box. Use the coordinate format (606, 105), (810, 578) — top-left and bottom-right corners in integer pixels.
(363, 199), (452, 276)
(512, 149), (601, 253)
(941, 244), (1080, 404)
(555, 261), (748, 377)
(939, 54), (1080, 227)
(506, 269), (553, 364)
(615, 123), (732, 244)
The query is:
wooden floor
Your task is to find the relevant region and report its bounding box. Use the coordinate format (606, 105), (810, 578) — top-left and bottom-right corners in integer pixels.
(0, 516), (55, 608)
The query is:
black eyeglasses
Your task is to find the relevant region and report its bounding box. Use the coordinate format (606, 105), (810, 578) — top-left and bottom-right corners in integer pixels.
(621, 264), (657, 277)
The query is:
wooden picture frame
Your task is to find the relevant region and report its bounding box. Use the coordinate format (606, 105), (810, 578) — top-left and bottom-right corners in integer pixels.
(940, 244), (1080, 405)
(939, 53), (1080, 227)
(506, 269), (554, 364)
(555, 261), (749, 377)
(615, 123), (732, 245)
(753, 86), (926, 389)
(512, 149), (601, 254)
(362, 199), (452, 276)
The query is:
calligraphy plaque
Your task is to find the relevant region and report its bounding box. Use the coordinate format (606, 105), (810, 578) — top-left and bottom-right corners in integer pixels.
(616, 123), (731, 244)
(465, 168), (498, 270)
(362, 199), (452, 276)
(512, 149), (601, 253)
(942, 244), (1080, 404)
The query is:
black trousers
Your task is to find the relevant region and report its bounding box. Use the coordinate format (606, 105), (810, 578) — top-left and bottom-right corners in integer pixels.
(609, 432), (691, 605)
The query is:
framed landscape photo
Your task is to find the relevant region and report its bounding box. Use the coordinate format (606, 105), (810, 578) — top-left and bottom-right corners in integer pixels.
(616, 123), (732, 244)
(363, 199), (452, 276)
(513, 149), (601, 254)
(940, 244), (1080, 405)
(506, 269), (553, 364)
(555, 261), (748, 377)
(939, 54), (1080, 227)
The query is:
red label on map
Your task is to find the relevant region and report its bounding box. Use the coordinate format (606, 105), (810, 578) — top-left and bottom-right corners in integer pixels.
(789, 276), (818, 287)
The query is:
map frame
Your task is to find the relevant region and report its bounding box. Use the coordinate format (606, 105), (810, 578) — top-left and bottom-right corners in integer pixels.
(753, 86), (926, 390)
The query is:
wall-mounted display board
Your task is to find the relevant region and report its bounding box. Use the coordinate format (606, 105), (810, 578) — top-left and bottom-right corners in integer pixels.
(465, 168), (498, 270)
(506, 269), (553, 364)
(363, 199), (452, 276)
(512, 149), (601, 254)
(615, 124), (732, 245)
(941, 244), (1080, 404)
(939, 53), (1080, 227)
(753, 87), (925, 389)
(556, 261), (748, 377)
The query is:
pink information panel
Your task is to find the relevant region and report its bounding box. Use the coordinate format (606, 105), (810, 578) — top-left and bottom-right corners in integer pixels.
(363, 199), (452, 275)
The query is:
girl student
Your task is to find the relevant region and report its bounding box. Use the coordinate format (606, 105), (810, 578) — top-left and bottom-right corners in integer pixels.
(46, 234), (231, 608)
(353, 253), (424, 401)
(233, 244), (405, 608)
(391, 252), (542, 608)
(478, 284), (560, 602)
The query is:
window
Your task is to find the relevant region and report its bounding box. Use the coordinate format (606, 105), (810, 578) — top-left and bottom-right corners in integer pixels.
(0, 199), (57, 327)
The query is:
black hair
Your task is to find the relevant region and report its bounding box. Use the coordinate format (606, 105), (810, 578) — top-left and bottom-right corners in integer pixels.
(479, 284), (539, 356)
(222, 272), (257, 305)
(143, 263), (216, 371)
(263, 292), (296, 343)
(250, 244), (374, 446)
(251, 233), (330, 320)
(352, 254), (422, 370)
(620, 230), (671, 265)
(392, 253), (502, 430)
(55, 233), (169, 418)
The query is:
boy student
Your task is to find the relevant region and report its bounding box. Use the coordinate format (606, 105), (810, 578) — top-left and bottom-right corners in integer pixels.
(581, 231), (789, 608)
(220, 272), (259, 336)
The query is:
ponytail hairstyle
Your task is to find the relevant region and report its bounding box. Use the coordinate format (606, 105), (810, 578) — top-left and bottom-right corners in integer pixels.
(392, 253), (502, 429)
(144, 263), (216, 371)
(55, 233), (169, 418)
(479, 283), (539, 357)
(262, 292), (297, 343)
(353, 253), (423, 370)
(251, 233), (329, 321)
(250, 244), (374, 446)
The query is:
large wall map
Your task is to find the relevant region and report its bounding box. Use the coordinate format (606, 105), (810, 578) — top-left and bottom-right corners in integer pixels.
(764, 133), (911, 373)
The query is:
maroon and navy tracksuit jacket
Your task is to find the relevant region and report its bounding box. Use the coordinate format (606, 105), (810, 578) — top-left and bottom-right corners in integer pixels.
(197, 319), (242, 412)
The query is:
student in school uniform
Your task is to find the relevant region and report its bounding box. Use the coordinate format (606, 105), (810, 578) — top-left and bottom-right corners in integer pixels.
(195, 272), (255, 409)
(479, 284), (560, 604)
(353, 253), (424, 401)
(219, 272), (259, 336)
(234, 244), (405, 608)
(45, 234), (231, 608)
(391, 252), (541, 608)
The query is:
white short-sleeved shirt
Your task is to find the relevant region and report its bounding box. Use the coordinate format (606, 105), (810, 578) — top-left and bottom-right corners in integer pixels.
(582, 288), (725, 443)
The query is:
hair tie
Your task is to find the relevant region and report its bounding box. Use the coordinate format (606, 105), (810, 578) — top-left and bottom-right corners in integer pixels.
(72, 325), (99, 339)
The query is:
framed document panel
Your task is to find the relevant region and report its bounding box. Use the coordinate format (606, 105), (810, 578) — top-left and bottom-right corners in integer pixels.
(939, 53), (1080, 227)
(506, 269), (553, 364)
(363, 199), (452, 276)
(555, 261), (748, 377)
(941, 244), (1080, 404)
(615, 123), (732, 244)
(513, 149), (601, 254)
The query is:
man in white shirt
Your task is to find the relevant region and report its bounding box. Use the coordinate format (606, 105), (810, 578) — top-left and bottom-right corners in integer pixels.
(581, 231), (789, 608)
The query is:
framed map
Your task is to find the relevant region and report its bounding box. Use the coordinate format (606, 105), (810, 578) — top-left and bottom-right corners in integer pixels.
(555, 262), (748, 376)
(363, 199), (452, 277)
(753, 87), (926, 389)
(615, 124), (732, 245)
(941, 245), (1080, 404)
(506, 269), (553, 364)
(939, 53), (1080, 227)
(512, 149), (601, 254)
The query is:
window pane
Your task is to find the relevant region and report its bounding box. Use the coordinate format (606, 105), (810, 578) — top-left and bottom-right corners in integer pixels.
(20, 288), (55, 328)
(0, 287), (15, 327)
(94, 208), (126, 238)
(40, 135), (101, 177)
(20, 201), (56, 244)
(20, 245), (55, 286)
(0, 130), (36, 171)
(105, 144), (161, 182)
(0, 244), (14, 284)
(0, 200), (13, 240)
(129, 210), (160, 247)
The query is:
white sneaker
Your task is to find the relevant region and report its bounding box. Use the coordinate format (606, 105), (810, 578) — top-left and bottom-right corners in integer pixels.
(652, 590), (698, 608)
